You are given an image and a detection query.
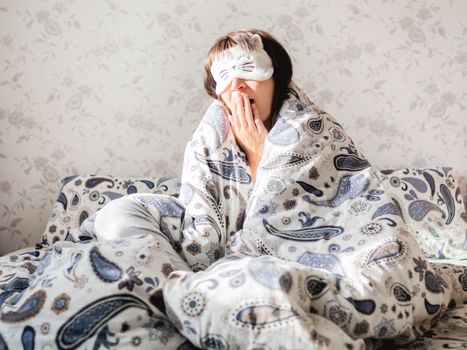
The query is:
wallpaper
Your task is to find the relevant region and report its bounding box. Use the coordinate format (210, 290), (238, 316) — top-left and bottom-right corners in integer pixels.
(0, 0), (466, 255)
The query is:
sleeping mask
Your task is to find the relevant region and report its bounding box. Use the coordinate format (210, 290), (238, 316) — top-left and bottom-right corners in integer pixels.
(210, 34), (274, 95)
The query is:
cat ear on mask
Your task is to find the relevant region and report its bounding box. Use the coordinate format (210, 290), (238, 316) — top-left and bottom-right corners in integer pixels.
(250, 34), (264, 50)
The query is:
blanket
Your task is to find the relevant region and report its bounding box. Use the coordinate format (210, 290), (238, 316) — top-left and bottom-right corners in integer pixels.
(0, 82), (466, 349)
(163, 82), (467, 348)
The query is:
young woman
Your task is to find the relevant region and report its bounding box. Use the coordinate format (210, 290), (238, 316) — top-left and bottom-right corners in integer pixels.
(203, 29), (293, 182)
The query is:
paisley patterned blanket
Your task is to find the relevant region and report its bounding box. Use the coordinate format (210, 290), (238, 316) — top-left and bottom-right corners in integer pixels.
(0, 82), (466, 349)
(161, 82), (467, 349)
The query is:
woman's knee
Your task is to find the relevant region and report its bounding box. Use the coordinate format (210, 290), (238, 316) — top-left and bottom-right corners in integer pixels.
(94, 194), (153, 240)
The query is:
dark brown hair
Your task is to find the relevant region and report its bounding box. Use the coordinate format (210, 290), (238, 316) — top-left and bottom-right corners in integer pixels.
(203, 29), (293, 121)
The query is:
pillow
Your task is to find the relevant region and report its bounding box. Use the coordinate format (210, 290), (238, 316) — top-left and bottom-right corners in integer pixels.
(0, 234), (190, 349)
(377, 167), (466, 259)
(41, 175), (181, 246)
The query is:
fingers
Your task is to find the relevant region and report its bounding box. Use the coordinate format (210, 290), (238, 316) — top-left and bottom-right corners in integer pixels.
(232, 92), (254, 129)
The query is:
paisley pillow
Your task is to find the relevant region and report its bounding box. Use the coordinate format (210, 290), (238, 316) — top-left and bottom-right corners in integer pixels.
(41, 175), (181, 246)
(0, 234), (190, 349)
(377, 167), (466, 259)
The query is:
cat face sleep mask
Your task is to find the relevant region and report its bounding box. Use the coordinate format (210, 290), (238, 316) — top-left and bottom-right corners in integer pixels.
(210, 34), (274, 95)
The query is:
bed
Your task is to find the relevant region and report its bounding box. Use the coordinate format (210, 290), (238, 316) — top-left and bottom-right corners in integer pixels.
(0, 171), (466, 350)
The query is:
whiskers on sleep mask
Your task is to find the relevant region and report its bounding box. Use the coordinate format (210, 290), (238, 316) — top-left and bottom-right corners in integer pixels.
(210, 34), (274, 95)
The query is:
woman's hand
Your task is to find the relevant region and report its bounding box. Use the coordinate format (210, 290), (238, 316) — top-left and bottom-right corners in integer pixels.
(228, 91), (268, 181)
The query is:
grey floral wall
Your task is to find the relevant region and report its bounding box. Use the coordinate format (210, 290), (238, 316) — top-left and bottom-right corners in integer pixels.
(0, 0), (466, 255)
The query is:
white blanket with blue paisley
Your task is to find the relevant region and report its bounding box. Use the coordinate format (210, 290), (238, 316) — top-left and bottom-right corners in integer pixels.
(161, 82), (467, 349)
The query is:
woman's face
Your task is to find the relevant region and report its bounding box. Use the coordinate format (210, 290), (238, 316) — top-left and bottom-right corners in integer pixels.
(219, 77), (275, 127)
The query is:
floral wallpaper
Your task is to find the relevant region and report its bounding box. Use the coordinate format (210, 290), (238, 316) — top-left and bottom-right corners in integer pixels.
(0, 0), (466, 255)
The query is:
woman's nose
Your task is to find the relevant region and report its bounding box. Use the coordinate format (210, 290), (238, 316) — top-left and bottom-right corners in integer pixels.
(230, 78), (246, 91)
